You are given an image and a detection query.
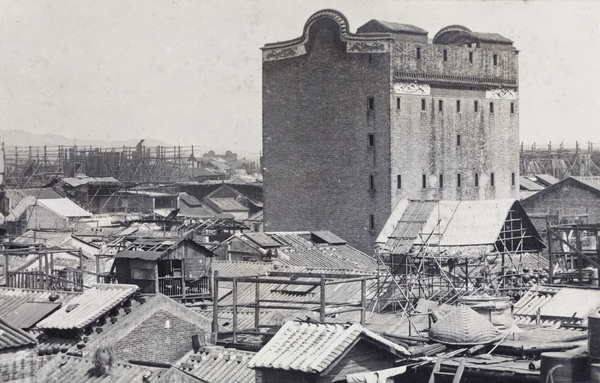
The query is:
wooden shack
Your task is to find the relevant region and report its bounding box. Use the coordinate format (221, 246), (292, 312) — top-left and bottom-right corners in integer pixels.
(113, 237), (213, 299)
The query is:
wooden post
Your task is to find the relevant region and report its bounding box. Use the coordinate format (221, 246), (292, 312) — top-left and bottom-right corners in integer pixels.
(181, 255), (187, 301)
(154, 264), (159, 294)
(255, 279), (260, 330)
(547, 222), (554, 285)
(232, 277), (238, 343)
(212, 271), (219, 336)
(576, 228), (583, 285)
(44, 253), (49, 289)
(96, 254), (100, 283)
(38, 253), (43, 289)
(320, 275), (326, 324)
(4, 253), (9, 287)
(79, 248), (83, 286)
(360, 278), (366, 326)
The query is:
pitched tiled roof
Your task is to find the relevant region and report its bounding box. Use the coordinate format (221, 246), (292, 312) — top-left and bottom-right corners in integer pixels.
(248, 321), (409, 373)
(514, 285), (600, 327)
(213, 261), (274, 278)
(0, 288), (80, 319)
(0, 317), (37, 350)
(37, 198), (93, 218)
(3, 301), (61, 329)
(178, 346), (256, 383)
(229, 232), (378, 270)
(36, 355), (166, 383)
(36, 284), (139, 330)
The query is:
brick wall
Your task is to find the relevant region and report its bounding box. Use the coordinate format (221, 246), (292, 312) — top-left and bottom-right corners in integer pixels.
(521, 180), (600, 234)
(112, 310), (204, 364)
(263, 19), (391, 254)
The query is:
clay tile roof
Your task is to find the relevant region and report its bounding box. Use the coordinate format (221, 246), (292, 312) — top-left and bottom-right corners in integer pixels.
(36, 284), (139, 330)
(179, 346), (256, 383)
(248, 321), (409, 373)
(37, 355), (166, 382)
(429, 305), (498, 345)
(0, 317), (37, 350)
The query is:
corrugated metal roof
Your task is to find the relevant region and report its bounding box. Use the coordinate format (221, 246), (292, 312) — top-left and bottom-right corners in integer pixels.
(213, 261), (274, 278)
(248, 321), (408, 373)
(207, 198), (248, 212)
(573, 176), (600, 192)
(179, 192), (202, 206)
(520, 177), (545, 191)
(534, 174), (560, 186)
(540, 287), (600, 319)
(0, 288), (80, 319)
(244, 233), (282, 248)
(61, 176), (120, 187)
(310, 231), (346, 245)
(38, 198), (93, 218)
(179, 346), (256, 383)
(36, 284), (139, 330)
(439, 199), (515, 246)
(0, 318), (37, 350)
(3, 301), (61, 329)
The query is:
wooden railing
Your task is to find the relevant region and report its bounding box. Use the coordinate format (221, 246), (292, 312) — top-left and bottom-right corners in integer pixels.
(158, 276), (210, 298)
(7, 270), (84, 291)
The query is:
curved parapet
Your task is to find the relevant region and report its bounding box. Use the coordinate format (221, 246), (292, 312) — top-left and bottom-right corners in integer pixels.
(433, 24), (513, 47)
(262, 9), (392, 62)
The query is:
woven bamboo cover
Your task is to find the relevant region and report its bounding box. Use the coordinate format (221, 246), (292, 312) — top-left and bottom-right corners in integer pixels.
(429, 305), (498, 345)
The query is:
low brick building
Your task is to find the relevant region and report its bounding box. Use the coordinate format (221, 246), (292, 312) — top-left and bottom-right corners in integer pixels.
(520, 176), (600, 235)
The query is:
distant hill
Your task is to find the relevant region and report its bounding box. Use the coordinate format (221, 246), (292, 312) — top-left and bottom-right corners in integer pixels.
(0, 129), (172, 148)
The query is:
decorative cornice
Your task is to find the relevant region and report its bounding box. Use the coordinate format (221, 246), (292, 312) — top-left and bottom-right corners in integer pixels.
(393, 71), (518, 89)
(486, 88), (517, 99)
(262, 9), (392, 61)
(393, 82), (431, 95)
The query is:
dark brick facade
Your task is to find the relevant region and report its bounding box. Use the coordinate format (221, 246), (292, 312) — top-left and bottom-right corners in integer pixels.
(263, 10), (519, 253)
(112, 310), (205, 364)
(521, 177), (600, 235)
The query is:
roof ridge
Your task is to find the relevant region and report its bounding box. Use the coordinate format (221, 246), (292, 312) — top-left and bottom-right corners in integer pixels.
(308, 323), (359, 372)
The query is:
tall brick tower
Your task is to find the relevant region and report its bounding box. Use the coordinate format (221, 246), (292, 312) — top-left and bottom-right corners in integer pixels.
(262, 9), (519, 253)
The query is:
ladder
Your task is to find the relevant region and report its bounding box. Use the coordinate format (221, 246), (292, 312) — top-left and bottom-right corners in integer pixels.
(428, 357), (467, 383)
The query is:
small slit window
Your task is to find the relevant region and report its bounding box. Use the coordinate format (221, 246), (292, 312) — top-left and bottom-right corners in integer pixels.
(443, 50), (447, 62)
(511, 172), (515, 186)
(369, 215), (375, 230)
(439, 174), (444, 189)
(397, 97), (401, 110)
(417, 47), (421, 59)
(438, 100), (443, 112)
(422, 174), (427, 189)
(511, 103), (515, 114)
(474, 100), (479, 112)
(367, 97), (375, 110)
(369, 174), (375, 190)
(421, 99), (426, 111)
(490, 102), (494, 113)
(457, 174), (461, 188)
(456, 100), (461, 113)
(493, 54), (498, 65)
(475, 173), (479, 187)
(491, 172), (495, 187)
(397, 175), (401, 189)
(457, 134), (461, 146)
(368, 133), (374, 147)
(469, 52), (473, 63)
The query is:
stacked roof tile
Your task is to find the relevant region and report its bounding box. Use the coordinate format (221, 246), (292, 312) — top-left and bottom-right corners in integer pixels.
(178, 346), (256, 383)
(0, 318), (38, 350)
(248, 321), (409, 373)
(36, 284), (138, 330)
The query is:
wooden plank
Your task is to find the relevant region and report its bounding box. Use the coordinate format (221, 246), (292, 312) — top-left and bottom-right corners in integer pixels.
(452, 358), (467, 383)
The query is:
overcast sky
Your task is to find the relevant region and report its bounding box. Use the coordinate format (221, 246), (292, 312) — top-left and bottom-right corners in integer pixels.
(1, 0), (599, 155)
